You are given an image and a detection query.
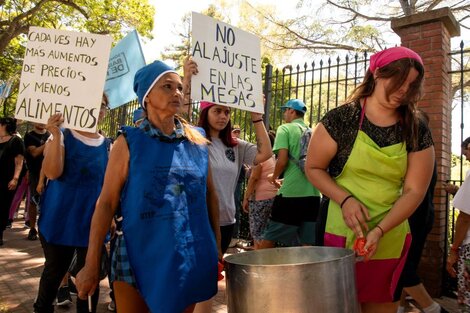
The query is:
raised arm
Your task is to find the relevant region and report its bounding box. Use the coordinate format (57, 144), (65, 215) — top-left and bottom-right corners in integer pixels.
(42, 113), (65, 180)
(182, 57), (198, 119)
(250, 112), (272, 165)
(76, 134), (129, 299)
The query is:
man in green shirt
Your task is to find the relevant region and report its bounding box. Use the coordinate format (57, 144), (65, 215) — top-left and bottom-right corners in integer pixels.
(260, 99), (321, 248)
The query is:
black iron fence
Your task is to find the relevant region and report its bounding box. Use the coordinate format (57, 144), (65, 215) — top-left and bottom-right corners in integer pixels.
(98, 43), (470, 296)
(443, 40), (470, 296)
(98, 51), (371, 146)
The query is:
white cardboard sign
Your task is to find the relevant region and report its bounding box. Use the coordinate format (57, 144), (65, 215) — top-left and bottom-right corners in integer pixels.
(191, 12), (263, 113)
(15, 27), (112, 132)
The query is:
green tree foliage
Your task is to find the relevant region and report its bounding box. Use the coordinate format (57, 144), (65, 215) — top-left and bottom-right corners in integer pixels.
(0, 0), (155, 116)
(249, 0), (469, 54)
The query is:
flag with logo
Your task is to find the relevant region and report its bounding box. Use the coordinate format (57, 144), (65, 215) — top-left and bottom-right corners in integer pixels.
(105, 30), (146, 109)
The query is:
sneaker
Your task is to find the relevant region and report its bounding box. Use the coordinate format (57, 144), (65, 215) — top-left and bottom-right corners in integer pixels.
(24, 220), (30, 229)
(236, 240), (254, 250)
(56, 286), (72, 306)
(68, 277), (77, 295)
(27, 228), (38, 241)
(228, 238), (239, 248)
(107, 300), (116, 311)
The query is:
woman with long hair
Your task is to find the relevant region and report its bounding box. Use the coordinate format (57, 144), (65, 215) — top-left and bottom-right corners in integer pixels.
(197, 101), (272, 254)
(306, 47), (435, 312)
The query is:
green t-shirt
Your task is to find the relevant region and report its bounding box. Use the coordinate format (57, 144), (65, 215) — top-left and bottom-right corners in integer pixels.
(273, 118), (320, 197)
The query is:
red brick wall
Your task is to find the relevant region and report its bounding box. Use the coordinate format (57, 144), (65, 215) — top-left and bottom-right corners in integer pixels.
(392, 9), (459, 297)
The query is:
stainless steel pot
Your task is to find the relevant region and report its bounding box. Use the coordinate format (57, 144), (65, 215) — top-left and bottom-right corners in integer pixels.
(224, 246), (359, 313)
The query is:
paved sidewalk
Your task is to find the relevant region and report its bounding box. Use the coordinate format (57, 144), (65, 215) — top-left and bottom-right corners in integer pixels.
(0, 216), (459, 313)
(0, 217), (227, 313)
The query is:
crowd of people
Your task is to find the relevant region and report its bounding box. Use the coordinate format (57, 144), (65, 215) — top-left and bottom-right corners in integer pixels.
(0, 45), (466, 313)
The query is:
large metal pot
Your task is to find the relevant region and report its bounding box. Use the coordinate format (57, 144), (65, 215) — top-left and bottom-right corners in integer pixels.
(224, 246), (359, 313)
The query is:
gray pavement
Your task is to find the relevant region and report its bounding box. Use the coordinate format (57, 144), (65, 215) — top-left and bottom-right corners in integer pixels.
(0, 211), (459, 313)
(0, 215), (227, 313)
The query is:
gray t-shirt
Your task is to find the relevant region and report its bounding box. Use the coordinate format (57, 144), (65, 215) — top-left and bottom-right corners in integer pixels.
(209, 138), (257, 226)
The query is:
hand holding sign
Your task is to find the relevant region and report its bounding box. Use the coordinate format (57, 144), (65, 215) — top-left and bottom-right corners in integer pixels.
(45, 113), (64, 137)
(15, 27), (111, 133)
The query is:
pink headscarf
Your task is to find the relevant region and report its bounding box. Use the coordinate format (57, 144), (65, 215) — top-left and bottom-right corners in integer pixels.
(199, 101), (216, 112)
(369, 47), (423, 73)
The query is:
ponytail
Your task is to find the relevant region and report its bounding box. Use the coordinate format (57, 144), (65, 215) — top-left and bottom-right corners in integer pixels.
(176, 115), (210, 145)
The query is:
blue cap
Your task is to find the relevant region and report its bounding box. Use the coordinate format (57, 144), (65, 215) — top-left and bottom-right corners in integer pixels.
(280, 99), (307, 113)
(133, 108), (145, 124)
(133, 61), (177, 108)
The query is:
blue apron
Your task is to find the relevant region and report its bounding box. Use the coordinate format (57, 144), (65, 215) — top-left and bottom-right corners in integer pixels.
(120, 126), (218, 313)
(39, 129), (108, 247)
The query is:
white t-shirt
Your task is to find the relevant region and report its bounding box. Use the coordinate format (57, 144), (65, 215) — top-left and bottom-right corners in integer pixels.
(453, 170), (470, 245)
(48, 129), (104, 147)
(209, 138), (257, 226)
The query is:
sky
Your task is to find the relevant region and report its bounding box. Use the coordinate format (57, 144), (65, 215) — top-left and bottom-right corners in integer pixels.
(144, 0), (469, 154)
(143, 0), (298, 64)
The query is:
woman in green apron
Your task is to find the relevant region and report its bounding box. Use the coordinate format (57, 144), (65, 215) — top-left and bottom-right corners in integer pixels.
(306, 47), (435, 313)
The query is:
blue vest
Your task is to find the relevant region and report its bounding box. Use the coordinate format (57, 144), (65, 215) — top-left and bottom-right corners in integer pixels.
(39, 130), (108, 247)
(120, 126), (217, 313)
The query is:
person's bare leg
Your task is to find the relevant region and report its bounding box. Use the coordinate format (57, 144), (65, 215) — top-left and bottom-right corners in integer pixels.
(404, 284), (434, 307)
(193, 299), (212, 313)
(399, 290), (407, 307)
(59, 273), (69, 288)
(29, 204), (37, 230)
(114, 281), (149, 313)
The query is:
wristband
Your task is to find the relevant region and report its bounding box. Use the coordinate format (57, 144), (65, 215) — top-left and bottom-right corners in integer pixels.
(375, 225), (384, 237)
(340, 195), (354, 209)
(252, 119), (263, 124)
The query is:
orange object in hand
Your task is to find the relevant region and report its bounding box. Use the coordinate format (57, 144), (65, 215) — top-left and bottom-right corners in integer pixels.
(353, 237), (368, 256)
(218, 261), (225, 281)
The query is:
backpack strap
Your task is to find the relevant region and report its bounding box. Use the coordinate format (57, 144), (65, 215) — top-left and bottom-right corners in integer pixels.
(288, 124), (306, 164)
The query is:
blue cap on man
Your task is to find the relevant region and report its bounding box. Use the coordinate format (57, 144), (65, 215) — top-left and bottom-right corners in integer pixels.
(280, 99), (307, 113)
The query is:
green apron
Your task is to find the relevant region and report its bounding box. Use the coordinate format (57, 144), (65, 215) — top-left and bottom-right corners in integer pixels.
(324, 104), (411, 303)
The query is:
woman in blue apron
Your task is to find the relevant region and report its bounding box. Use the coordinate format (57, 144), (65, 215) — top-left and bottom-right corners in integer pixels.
(33, 95), (109, 313)
(75, 61), (221, 313)
(306, 47), (435, 313)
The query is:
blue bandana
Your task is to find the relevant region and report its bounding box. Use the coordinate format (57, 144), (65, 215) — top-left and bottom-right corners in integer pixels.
(139, 118), (185, 141)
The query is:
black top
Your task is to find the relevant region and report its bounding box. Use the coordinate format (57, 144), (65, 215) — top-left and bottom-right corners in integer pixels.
(321, 101), (434, 177)
(24, 130), (50, 177)
(0, 136), (25, 186)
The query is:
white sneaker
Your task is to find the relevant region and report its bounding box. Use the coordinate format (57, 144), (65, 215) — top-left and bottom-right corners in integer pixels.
(228, 238), (239, 248)
(107, 300), (116, 311)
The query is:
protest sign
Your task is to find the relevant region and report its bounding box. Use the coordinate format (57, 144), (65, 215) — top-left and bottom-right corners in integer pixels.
(105, 30), (145, 109)
(15, 27), (112, 132)
(191, 12), (263, 113)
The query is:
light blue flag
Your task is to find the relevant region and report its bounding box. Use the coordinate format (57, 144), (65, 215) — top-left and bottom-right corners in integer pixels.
(104, 30), (146, 109)
(0, 80), (13, 99)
